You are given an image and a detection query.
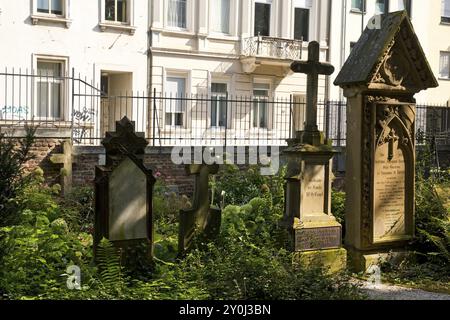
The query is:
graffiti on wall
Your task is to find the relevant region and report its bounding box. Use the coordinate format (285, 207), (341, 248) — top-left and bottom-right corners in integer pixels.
(73, 107), (95, 123)
(1, 106), (29, 119)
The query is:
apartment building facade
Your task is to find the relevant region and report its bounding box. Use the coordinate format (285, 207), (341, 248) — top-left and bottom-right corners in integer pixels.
(0, 0), (448, 146)
(329, 0), (450, 104)
(0, 0), (150, 139)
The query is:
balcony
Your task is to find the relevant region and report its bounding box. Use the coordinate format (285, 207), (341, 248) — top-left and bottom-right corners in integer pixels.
(240, 36), (303, 74)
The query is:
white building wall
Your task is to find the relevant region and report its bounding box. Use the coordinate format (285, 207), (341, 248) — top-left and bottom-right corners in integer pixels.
(329, 0), (450, 105)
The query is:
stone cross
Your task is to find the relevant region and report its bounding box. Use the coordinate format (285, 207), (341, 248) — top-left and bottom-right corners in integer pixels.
(179, 163), (222, 255)
(291, 41), (334, 137)
(50, 140), (74, 196)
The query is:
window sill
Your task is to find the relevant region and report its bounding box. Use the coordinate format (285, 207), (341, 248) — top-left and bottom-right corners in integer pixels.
(160, 28), (196, 37)
(208, 34), (239, 42)
(99, 22), (136, 35)
(31, 14), (72, 28)
(438, 77), (450, 81)
(349, 9), (366, 15)
(440, 20), (450, 26)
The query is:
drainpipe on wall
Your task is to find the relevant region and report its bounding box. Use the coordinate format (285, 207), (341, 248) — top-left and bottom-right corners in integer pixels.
(147, 0), (154, 144)
(340, 0), (347, 101)
(325, 0), (332, 103)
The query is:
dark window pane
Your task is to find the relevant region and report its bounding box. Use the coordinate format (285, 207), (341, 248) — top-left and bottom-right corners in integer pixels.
(105, 0), (116, 21)
(294, 8), (309, 41)
(117, 0), (127, 22)
(254, 3), (271, 36)
(51, 0), (63, 15)
(175, 113), (183, 126)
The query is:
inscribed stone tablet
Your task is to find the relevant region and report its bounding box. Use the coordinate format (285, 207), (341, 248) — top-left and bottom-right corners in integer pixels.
(373, 141), (406, 242)
(302, 164), (325, 215)
(109, 157), (148, 241)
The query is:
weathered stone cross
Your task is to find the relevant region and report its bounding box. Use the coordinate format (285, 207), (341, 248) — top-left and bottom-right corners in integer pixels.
(291, 41), (334, 143)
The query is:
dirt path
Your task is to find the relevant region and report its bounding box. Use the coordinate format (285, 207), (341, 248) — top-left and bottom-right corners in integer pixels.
(360, 282), (450, 300)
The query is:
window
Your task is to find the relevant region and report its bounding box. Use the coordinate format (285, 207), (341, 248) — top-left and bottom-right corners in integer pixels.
(442, 0), (450, 23)
(351, 0), (365, 12)
(105, 0), (128, 23)
(168, 0), (187, 29)
(165, 77), (186, 127)
(398, 0), (412, 17)
(440, 52), (450, 79)
(37, 0), (63, 15)
(36, 61), (64, 119)
(211, 83), (228, 128)
(294, 8), (310, 41)
(252, 83), (270, 129)
(375, 0), (389, 14)
(211, 0), (230, 34)
(254, 0), (271, 36)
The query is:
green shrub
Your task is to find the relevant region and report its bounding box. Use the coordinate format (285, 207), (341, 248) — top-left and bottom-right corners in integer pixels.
(214, 164), (286, 207)
(0, 126), (36, 227)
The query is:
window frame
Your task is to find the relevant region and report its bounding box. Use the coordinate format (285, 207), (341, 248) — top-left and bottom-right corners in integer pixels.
(253, 0), (273, 37)
(33, 55), (69, 121)
(350, 0), (366, 13)
(251, 81), (272, 130)
(292, 0), (312, 42)
(31, 0), (71, 27)
(99, 0), (136, 35)
(375, 0), (390, 15)
(439, 51), (450, 80)
(442, 0), (450, 24)
(210, 81), (230, 129)
(163, 71), (190, 129)
(209, 0), (233, 35)
(165, 0), (193, 32)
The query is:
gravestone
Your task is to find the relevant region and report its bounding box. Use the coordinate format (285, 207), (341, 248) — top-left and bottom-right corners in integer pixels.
(94, 117), (155, 260)
(49, 139), (74, 195)
(282, 41), (346, 272)
(178, 163), (222, 255)
(334, 11), (438, 272)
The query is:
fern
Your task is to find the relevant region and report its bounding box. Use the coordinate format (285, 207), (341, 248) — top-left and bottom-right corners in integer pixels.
(96, 238), (125, 293)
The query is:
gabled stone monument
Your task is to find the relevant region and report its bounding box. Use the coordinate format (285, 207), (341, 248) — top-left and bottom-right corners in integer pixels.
(178, 163), (222, 255)
(334, 11), (438, 272)
(282, 41), (346, 272)
(94, 117), (155, 260)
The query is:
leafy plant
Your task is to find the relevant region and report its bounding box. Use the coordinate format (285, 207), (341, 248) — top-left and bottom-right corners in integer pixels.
(0, 126), (36, 226)
(96, 238), (125, 294)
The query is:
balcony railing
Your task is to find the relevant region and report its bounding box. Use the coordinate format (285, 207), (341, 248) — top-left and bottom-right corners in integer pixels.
(241, 36), (303, 60)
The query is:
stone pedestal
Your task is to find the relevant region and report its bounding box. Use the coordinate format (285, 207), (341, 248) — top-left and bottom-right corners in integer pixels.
(282, 136), (346, 273)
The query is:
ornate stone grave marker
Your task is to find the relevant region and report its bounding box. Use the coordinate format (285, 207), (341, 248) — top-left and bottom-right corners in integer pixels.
(282, 41), (346, 272)
(94, 117), (155, 259)
(179, 163), (222, 254)
(334, 11), (438, 272)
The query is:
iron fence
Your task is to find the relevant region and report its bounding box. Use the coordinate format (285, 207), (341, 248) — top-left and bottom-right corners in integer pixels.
(1, 68), (449, 147)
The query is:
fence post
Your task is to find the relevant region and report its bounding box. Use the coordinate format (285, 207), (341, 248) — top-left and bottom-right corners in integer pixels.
(289, 95), (293, 139)
(71, 68), (75, 143)
(337, 100), (342, 147)
(225, 92), (229, 148)
(152, 88), (156, 147)
(325, 100), (330, 142)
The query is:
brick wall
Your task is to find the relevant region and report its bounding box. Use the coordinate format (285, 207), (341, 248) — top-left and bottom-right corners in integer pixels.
(20, 138), (63, 186)
(72, 147), (195, 195)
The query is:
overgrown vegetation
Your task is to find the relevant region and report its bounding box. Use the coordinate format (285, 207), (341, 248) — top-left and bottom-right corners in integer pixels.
(0, 126), (36, 227)
(381, 136), (450, 292)
(0, 159), (363, 300)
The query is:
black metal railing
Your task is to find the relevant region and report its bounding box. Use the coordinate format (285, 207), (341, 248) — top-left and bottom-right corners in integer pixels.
(1, 68), (449, 148)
